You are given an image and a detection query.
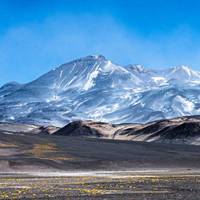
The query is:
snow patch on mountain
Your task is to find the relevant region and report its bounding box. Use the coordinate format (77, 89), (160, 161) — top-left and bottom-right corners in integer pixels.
(1, 55), (200, 126)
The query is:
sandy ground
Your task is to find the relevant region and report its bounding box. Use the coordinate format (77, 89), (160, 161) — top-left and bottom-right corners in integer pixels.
(0, 132), (200, 199)
(1, 133), (200, 172)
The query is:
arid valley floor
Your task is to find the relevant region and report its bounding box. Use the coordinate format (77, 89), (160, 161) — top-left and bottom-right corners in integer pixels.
(0, 172), (200, 199)
(0, 124), (200, 199)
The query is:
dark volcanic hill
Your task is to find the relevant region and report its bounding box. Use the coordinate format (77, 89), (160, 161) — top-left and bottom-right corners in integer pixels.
(1, 117), (200, 172)
(54, 116), (200, 145)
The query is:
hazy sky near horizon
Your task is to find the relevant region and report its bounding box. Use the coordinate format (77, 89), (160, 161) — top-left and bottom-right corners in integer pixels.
(1, 0), (200, 85)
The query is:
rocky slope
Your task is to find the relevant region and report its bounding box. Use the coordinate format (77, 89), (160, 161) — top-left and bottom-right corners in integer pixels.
(0, 122), (58, 135)
(54, 116), (200, 145)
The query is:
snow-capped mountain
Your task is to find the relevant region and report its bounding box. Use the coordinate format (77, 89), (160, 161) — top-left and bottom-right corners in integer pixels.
(1, 55), (200, 127)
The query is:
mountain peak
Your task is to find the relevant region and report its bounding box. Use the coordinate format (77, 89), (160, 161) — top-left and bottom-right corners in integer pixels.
(179, 65), (192, 70)
(92, 54), (106, 60)
(169, 65), (197, 78)
(126, 64), (148, 73)
(77, 54), (107, 62)
(171, 65), (192, 73)
(50, 55), (108, 74)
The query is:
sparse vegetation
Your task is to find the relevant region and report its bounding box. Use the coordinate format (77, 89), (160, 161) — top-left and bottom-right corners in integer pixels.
(26, 143), (75, 161)
(28, 143), (58, 158)
(0, 175), (199, 199)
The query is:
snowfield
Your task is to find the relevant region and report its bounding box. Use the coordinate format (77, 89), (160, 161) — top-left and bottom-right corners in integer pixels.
(1, 55), (200, 127)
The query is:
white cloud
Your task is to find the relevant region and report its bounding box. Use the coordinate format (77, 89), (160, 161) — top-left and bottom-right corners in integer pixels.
(0, 14), (200, 85)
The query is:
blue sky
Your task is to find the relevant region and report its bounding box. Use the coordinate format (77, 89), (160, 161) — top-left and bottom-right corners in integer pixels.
(1, 0), (200, 85)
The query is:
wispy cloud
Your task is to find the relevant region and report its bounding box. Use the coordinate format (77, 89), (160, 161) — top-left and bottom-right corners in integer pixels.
(0, 14), (200, 85)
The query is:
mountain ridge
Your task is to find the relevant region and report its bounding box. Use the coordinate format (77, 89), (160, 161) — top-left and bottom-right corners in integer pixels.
(53, 115), (200, 145)
(1, 55), (200, 126)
